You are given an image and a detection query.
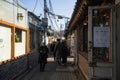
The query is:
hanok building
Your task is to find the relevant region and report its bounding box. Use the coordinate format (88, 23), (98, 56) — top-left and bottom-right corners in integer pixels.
(66, 0), (120, 80)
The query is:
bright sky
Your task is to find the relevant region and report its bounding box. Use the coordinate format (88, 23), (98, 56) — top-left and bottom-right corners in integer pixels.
(20, 0), (76, 31)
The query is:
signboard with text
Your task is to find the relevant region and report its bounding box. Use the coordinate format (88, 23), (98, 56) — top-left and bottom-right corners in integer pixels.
(93, 27), (110, 47)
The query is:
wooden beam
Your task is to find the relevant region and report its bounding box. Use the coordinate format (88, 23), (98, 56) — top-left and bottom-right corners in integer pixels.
(26, 29), (30, 54)
(0, 20), (28, 31)
(11, 27), (15, 58)
(69, 0), (87, 31)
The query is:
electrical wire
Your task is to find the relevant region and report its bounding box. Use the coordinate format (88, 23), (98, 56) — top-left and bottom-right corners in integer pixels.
(33, 0), (38, 12)
(38, 0), (44, 17)
(38, 0), (64, 33)
(39, 0), (44, 11)
(48, 14), (61, 37)
(48, 0), (60, 30)
(48, 14), (58, 31)
(49, 0), (53, 12)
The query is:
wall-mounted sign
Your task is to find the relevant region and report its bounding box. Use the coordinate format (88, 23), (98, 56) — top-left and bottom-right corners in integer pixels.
(93, 27), (110, 47)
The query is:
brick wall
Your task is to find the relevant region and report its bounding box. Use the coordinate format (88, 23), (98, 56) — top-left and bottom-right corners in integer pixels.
(0, 52), (39, 80)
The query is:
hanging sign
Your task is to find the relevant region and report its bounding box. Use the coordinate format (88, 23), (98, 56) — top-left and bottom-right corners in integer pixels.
(93, 27), (110, 47)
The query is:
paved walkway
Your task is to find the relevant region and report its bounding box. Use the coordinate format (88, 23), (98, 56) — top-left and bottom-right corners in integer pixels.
(16, 57), (79, 80)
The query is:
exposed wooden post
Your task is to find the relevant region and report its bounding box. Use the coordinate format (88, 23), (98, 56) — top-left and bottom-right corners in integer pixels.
(11, 27), (15, 58)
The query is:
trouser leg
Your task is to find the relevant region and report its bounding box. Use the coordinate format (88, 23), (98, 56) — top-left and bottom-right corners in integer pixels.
(43, 63), (45, 70)
(54, 53), (56, 60)
(40, 63), (42, 71)
(63, 56), (67, 64)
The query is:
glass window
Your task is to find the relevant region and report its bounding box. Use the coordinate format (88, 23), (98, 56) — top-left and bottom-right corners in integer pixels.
(15, 28), (22, 42)
(92, 8), (112, 62)
(29, 17), (32, 23)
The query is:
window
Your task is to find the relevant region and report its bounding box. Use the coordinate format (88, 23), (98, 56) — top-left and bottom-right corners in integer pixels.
(29, 16), (32, 23)
(92, 9), (112, 62)
(15, 29), (22, 42)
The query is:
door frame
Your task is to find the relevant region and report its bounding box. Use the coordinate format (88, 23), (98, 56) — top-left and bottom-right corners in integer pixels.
(88, 5), (114, 80)
(113, 3), (120, 80)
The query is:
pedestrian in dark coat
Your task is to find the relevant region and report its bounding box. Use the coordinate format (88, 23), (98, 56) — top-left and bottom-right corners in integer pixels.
(38, 43), (49, 71)
(61, 40), (69, 66)
(53, 39), (62, 65)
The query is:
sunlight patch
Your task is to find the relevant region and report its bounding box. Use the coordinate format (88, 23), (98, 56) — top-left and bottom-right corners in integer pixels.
(47, 57), (54, 61)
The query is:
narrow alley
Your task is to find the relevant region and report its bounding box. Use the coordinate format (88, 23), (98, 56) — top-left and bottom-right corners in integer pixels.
(14, 56), (81, 80)
(1, 0), (120, 80)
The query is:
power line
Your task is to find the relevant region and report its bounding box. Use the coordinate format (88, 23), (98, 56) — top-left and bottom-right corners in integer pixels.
(49, 0), (53, 12)
(36, 0), (44, 18)
(39, 0), (44, 10)
(48, 14), (60, 36)
(48, 12), (60, 30)
(48, 0), (60, 30)
(33, 0), (38, 12)
(47, 14), (57, 31)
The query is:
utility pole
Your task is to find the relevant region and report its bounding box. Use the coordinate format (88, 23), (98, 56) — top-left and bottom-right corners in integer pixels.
(44, 0), (47, 18)
(43, 0), (47, 44)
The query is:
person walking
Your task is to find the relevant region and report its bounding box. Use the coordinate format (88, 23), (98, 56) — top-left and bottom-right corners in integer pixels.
(61, 40), (69, 66)
(38, 43), (49, 71)
(51, 41), (56, 59)
(53, 39), (62, 65)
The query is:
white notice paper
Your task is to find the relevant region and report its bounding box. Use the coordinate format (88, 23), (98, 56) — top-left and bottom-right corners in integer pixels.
(93, 27), (110, 47)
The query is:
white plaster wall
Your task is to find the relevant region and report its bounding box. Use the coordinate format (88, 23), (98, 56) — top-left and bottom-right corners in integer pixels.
(0, 26), (11, 61)
(0, 0), (28, 28)
(0, 0), (14, 22)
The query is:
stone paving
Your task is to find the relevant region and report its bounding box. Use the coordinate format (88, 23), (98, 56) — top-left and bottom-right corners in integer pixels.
(15, 57), (79, 80)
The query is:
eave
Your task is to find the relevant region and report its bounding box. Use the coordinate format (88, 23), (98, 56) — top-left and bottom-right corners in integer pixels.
(67, 0), (115, 34)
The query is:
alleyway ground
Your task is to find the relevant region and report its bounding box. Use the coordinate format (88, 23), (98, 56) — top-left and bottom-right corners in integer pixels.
(15, 56), (82, 80)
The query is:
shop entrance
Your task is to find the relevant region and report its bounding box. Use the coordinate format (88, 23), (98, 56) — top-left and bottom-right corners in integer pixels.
(88, 6), (113, 80)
